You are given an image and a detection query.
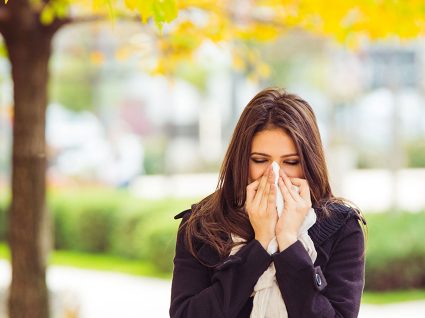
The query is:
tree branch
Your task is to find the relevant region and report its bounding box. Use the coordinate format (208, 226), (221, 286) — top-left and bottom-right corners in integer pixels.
(47, 14), (105, 32)
(46, 13), (148, 34)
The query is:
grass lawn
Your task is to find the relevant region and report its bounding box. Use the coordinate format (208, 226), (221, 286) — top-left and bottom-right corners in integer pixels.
(0, 242), (171, 280)
(362, 289), (425, 304)
(2, 242), (425, 304)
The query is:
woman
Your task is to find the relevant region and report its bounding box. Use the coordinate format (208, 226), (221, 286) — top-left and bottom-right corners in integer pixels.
(169, 88), (367, 318)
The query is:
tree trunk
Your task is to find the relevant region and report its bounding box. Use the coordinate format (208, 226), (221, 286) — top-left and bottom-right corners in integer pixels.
(2, 12), (54, 318)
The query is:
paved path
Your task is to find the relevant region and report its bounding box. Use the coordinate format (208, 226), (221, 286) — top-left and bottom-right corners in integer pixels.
(0, 260), (170, 318)
(1, 260), (425, 318)
(359, 300), (425, 317)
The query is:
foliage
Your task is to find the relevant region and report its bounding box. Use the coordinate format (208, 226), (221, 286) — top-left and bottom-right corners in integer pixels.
(365, 211), (425, 290)
(0, 201), (6, 241)
(405, 138), (425, 168)
(46, 187), (197, 271)
(37, 0), (178, 29)
(5, 0), (425, 79)
(49, 55), (98, 111)
(142, 136), (167, 175)
(0, 190), (8, 241)
(356, 139), (425, 169)
(356, 149), (388, 169)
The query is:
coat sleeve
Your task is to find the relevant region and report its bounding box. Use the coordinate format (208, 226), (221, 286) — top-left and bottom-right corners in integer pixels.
(272, 216), (365, 318)
(169, 214), (272, 318)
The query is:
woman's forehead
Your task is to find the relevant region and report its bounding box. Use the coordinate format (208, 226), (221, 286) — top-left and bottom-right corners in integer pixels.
(251, 129), (297, 154)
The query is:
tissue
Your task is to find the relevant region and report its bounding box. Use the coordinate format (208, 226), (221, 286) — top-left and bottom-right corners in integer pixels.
(271, 161), (299, 217)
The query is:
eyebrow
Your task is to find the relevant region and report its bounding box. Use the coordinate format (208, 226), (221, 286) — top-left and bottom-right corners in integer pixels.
(250, 152), (299, 158)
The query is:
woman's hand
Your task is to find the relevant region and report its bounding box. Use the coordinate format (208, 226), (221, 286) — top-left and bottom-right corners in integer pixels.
(275, 169), (312, 251)
(245, 164), (278, 250)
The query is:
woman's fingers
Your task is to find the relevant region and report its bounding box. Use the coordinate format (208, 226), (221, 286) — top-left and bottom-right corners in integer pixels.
(265, 169), (276, 212)
(259, 179), (271, 214)
(278, 176), (294, 207)
(279, 169), (301, 202)
(266, 182), (277, 216)
(252, 165), (271, 208)
(246, 179), (260, 205)
(289, 177), (312, 204)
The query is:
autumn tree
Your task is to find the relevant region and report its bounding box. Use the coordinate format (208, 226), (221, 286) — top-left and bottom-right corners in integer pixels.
(0, 1), (178, 317)
(0, 0), (424, 317)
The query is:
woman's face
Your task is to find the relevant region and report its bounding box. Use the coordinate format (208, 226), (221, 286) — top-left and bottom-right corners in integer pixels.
(248, 128), (304, 184)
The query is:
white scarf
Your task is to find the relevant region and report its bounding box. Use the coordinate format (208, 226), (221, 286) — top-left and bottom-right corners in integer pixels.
(229, 208), (317, 318)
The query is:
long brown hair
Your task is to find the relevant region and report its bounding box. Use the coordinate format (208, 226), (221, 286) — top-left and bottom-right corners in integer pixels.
(183, 87), (366, 266)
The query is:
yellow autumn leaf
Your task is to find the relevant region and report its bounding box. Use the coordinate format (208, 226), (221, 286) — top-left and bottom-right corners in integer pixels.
(235, 24), (280, 42)
(5, 0), (425, 75)
(124, 0), (137, 11)
(136, 0), (154, 23)
(115, 47), (131, 61)
(232, 54), (246, 71)
(257, 62), (271, 78)
(90, 51), (104, 65)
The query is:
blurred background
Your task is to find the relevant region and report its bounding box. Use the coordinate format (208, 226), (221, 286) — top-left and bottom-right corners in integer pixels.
(1, 1), (425, 317)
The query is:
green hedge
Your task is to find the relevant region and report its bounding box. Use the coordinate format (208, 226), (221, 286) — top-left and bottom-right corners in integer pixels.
(405, 138), (425, 167)
(48, 188), (195, 273)
(0, 188), (196, 274)
(365, 211), (425, 291)
(1, 188), (425, 291)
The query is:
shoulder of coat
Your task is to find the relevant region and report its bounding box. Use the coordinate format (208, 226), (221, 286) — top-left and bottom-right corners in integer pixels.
(174, 203), (200, 220)
(173, 208), (191, 220)
(309, 202), (360, 245)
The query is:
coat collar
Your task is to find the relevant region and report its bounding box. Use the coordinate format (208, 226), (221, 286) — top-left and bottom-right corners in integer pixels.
(308, 203), (357, 245)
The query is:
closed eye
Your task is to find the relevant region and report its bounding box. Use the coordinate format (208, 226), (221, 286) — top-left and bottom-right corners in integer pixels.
(251, 159), (266, 163)
(286, 161), (299, 165)
(251, 159), (299, 165)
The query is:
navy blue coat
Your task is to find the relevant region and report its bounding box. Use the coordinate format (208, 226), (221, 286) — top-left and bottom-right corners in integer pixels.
(169, 203), (366, 317)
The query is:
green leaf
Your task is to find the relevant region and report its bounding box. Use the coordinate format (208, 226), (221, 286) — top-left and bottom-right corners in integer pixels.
(106, 0), (116, 23)
(40, 5), (55, 25)
(124, 0), (138, 11)
(153, 0), (177, 23)
(0, 42), (8, 58)
(135, 0), (154, 23)
(151, 0), (177, 31)
(51, 0), (70, 19)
